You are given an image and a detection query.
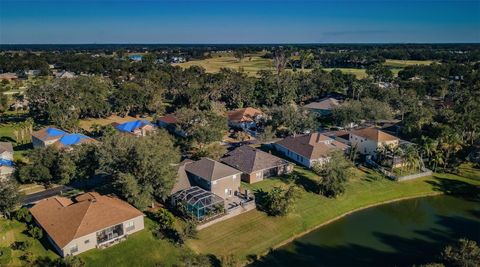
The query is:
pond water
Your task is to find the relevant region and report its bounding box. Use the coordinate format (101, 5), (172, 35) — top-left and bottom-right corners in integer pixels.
(252, 195), (480, 267)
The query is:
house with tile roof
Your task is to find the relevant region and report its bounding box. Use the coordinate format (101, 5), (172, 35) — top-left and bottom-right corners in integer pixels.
(221, 146), (293, 184)
(113, 120), (156, 137)
(349, 128), (400, 156)
(30, 192), (144, 257)
(0, 142), (14, 179)
(184, 158), (242, 199)
(304, 98), (340, 116)
(273, 133), (350, 168)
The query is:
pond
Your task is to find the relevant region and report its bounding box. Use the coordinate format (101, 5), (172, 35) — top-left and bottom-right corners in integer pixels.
(251, 195), (480, 267)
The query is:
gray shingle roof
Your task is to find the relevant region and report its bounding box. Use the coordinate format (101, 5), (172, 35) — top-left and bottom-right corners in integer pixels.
(221, 146), (289, 174)
(185, 158), (241, 181)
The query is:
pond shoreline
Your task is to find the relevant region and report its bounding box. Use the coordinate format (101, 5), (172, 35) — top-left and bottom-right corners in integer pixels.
(255, 191), (444, 262)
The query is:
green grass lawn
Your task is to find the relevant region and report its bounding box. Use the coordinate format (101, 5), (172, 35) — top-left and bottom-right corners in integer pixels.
(384, 59), (434, 68)
(0, 219), (57, 266)
(80, 219), (191, 267)
(323, 68), (368, 79)
(188, 165), (480, 263)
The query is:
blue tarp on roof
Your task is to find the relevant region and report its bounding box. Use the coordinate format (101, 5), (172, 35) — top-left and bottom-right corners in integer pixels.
(46, 127), (67, 137)
(115, 120), (152, 133)
(0, 159), (14, 167)
(58, 133), (89, 146)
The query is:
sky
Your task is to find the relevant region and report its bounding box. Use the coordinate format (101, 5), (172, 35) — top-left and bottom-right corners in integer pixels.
(0, 0), (479, 44)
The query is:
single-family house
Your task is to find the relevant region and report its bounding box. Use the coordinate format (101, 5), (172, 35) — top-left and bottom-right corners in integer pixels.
(157, 115), (187, 137)
(32, 127), (68, 148)
(304, 98), (340, 116)
(273, 133), (350, 168)
(185, 158), (242, 199)
(29, 192), (145, 257)
(113, 120), (156, 137)
(52, 133), (97, 150)
(0, 142), (14, 179)
(322, 130), (350, 145)
(55, 70), (75, 79)
(32, 127), (96, 149)
(227, 107), (263, 135)
(349, 128), (400, 156)
(221, 146), (293, 183)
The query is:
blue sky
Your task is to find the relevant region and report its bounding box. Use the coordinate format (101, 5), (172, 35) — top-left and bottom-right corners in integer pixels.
(1, 0), (479, 44)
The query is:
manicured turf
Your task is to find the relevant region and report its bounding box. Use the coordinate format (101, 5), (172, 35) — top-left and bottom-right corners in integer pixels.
(384, 59), (434, 68)
(80, 219), (190, 267)
(173, 54), (274, 76)
(188, 165), (480, 263)
(323, 68), (368, 79)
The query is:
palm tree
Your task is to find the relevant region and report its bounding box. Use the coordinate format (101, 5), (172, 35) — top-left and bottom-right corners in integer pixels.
(404, 145), (421, 173)
(299, 50), (314, 71)
(431, 151), (445, 172)
(440, 132), (462, 169)
(418, 136), (438, 168)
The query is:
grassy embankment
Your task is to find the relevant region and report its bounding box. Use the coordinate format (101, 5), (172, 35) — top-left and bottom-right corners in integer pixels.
(188, 164), (480, 263)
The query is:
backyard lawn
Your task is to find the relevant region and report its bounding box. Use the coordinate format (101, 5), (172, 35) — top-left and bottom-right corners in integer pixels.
(188, 165), (480, 263)
(384, 59), (434, 68)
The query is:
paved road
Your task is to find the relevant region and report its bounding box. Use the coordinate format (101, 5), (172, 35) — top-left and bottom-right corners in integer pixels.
(20, 185), (74, 205)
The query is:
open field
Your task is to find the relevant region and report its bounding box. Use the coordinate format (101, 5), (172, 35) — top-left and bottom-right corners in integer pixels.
(384, 59), (434, 68)
(188, 164), (480, 263)
(173, 53), (274, 76)
(78, 115), (154, 132)
(173, 56), (433, 79)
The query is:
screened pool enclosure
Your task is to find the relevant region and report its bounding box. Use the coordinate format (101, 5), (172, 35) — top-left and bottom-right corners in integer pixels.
(171, 186), (225, 220)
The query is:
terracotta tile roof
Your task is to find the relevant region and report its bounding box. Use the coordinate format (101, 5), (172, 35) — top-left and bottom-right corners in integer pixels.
(275, 133), (349, 160)
(350, 128), (400, 142)
(30, 192), (144, 249)
(0, 142), (13, 154)
(221, 146), (290, 174)
(304, 98), (340, 111)
(227, 107), (263, 123)
(185, 158), (241, 181)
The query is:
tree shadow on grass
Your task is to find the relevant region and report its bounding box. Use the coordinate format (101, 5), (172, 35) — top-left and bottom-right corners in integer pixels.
(426, 176), (480, 202)
(274, 171), (319, 194)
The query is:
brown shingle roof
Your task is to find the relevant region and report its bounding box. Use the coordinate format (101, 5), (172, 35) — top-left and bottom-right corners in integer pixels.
(304, 98), (340, 111)
(185, 158), (241, 181)
(158, 115), (178, 124)
(30, 192), (144, 249)
(275, 133), (349, 160)
(350, 128), (399, 142)
(227, 107), (263, 123)
(0, 142), (13, 154)
(221, 146), (290, 174)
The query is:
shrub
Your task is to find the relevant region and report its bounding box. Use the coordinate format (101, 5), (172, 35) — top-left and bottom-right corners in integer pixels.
(15, 207), (32, 223)
(0, 247), (12, 265)
(11, 240), (32, 250)
(182, 220), (198, 239)
(441, 239), (480, 267)
(28, 225), (43, 239)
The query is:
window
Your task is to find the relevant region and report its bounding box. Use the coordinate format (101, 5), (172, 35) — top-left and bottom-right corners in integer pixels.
(232, 174), (237, 179)
(212, 180), (217, 185)
(84, 239), (90, 244)
(125, 221), (135, 232)
(70, 244), (78, 254)
(256, 172), (262, 178)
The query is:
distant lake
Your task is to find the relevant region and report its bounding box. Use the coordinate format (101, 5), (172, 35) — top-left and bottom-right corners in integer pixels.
(252, 195), (480, 267)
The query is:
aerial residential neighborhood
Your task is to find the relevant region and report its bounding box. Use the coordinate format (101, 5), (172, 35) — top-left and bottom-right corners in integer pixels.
(0, 1), (479, 267)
